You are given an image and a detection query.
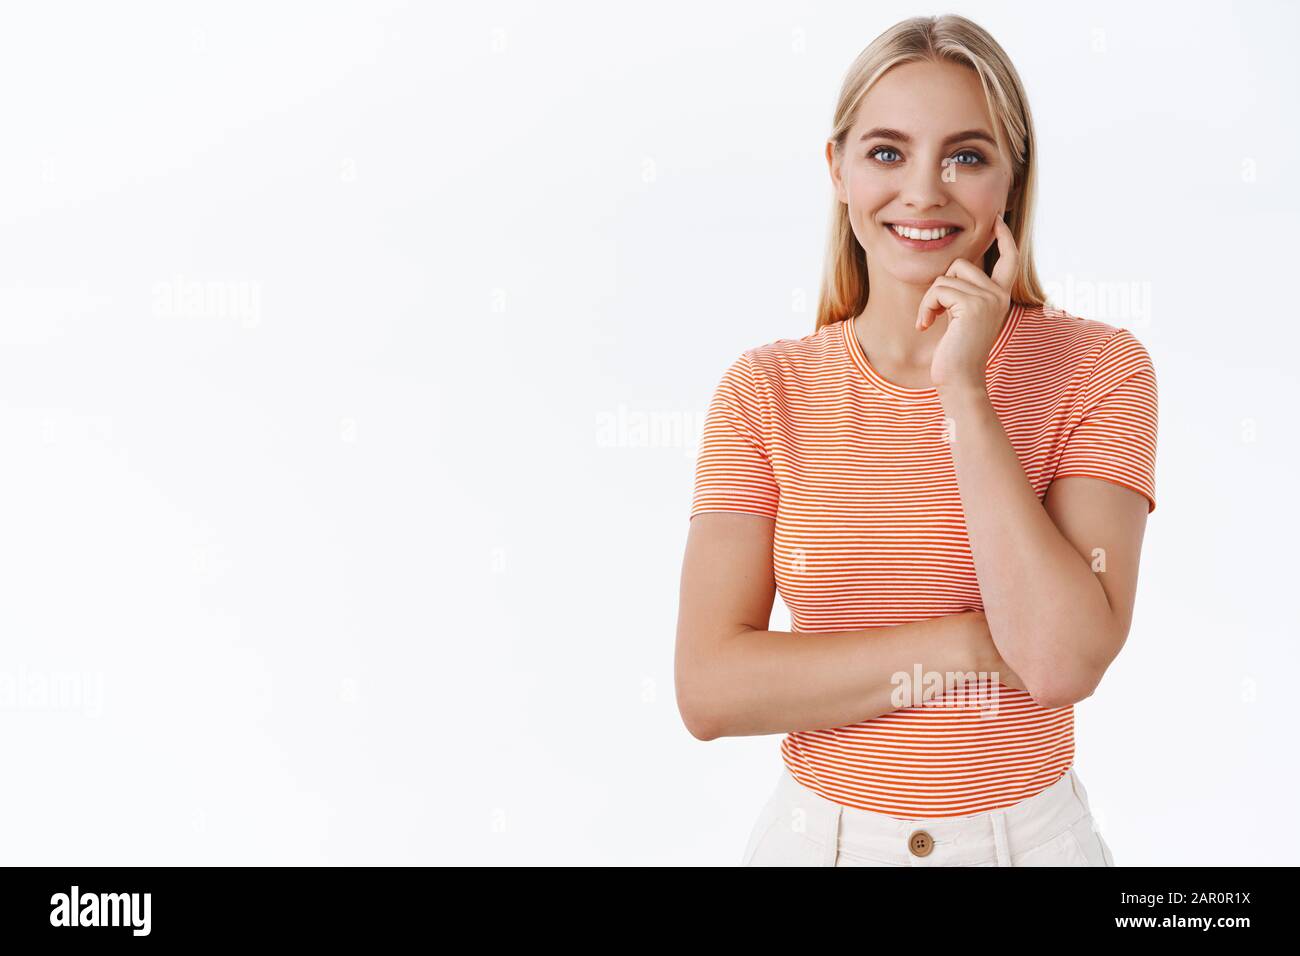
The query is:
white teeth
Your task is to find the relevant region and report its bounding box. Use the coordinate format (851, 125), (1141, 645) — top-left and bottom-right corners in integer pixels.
(889, 224), (958, 240)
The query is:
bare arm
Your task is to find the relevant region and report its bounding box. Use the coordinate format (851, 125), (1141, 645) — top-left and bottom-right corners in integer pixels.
(674, 511), (1021, 740)
(940, 384), (1147, 708)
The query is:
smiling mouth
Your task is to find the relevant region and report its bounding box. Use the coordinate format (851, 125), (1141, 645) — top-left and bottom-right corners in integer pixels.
(886, 223), (963, 241)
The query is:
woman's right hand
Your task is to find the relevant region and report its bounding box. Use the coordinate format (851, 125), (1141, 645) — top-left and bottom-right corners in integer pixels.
(961, 610), (1029, 693)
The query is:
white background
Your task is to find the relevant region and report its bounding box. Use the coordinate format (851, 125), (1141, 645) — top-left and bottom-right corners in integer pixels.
(0, 0), (1295, 865)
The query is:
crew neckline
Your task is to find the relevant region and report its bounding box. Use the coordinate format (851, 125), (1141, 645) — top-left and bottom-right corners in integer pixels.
(840, 302), (1025, 402)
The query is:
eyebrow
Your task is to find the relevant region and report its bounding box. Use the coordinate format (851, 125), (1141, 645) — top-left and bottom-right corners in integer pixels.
(857, 127), (998, 148)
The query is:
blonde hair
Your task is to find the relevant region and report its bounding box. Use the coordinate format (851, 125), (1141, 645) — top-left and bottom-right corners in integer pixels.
(815, 14), (1047, 331)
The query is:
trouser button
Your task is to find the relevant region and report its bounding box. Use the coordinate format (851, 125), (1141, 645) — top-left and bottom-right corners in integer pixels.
(907, 830), (934, 857)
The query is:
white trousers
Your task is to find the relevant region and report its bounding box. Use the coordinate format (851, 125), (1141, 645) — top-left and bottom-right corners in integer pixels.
(741, 766), (1116, 867)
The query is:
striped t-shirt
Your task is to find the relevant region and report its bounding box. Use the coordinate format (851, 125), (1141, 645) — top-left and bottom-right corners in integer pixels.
(689, 303), (1158, 818)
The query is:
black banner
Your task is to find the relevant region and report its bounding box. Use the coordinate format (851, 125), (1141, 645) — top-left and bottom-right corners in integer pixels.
(0, 865), (1284, 942)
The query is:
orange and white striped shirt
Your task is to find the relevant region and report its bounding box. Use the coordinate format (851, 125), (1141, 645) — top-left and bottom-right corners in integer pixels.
(689, 303), (1158, 818)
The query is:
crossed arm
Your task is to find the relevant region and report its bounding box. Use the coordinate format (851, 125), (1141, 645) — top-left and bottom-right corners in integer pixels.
(939, 383), (1149, 709)
(676, 381), (1150, 738)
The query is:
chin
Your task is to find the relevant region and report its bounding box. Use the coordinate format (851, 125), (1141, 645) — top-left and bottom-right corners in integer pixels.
(882, 256), (948, 282)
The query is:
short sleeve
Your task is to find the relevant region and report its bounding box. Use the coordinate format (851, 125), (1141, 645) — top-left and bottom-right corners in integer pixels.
(689, 352), (780, 520)
(1053, 329), (1159, 513)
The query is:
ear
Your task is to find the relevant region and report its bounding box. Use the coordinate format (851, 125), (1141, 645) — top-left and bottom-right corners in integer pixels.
(825, 140), (847, 204)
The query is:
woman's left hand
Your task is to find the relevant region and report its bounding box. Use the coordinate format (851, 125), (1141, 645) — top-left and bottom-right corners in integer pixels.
(917, 216), (1020, 394)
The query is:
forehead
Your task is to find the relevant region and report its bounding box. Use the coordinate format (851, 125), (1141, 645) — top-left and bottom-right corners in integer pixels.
(851, 60), (997, 141)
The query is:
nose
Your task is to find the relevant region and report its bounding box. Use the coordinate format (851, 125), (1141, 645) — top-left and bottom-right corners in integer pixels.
(898, 154), (949, 211)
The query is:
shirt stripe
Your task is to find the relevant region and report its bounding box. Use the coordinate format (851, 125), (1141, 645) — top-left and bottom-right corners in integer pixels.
(689, 304), (1158, 818)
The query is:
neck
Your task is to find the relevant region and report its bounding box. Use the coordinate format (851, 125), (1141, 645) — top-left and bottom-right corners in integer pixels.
(854, 282), (948, 368)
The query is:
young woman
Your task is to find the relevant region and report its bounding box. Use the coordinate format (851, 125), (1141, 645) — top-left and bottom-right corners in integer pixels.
(675, 14), (1156, 866)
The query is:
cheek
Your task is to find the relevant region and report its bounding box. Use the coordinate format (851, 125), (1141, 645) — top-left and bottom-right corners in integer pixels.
(847, 184), (890, 229)
(959, 177), (1009, 218)
(953, 194), (1002, 244)
(958, 189), (1003, 220)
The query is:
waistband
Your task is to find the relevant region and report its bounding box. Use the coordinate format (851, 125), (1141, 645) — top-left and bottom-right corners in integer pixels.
(771, 766), (1093, 866)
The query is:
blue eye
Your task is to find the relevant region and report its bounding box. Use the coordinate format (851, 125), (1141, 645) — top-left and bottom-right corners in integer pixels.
(867, 146), (987, 167)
